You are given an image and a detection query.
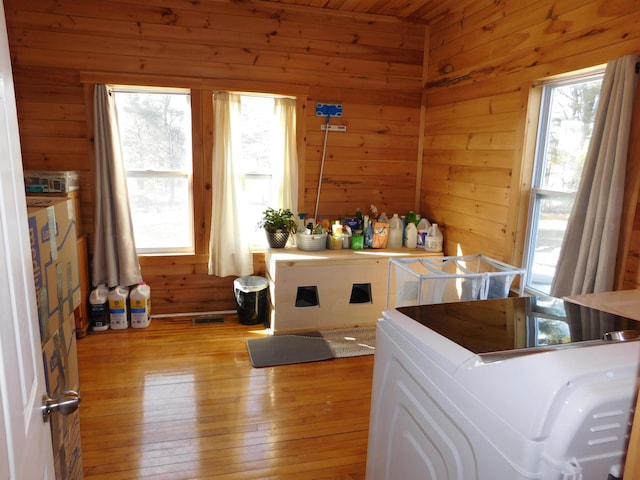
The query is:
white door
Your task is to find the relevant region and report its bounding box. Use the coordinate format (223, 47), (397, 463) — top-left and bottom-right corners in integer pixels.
(0, 1), (56, 478)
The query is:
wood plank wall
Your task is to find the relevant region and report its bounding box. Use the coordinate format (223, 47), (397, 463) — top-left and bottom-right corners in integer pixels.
(4, 0), (426, 314)
(5, 0), (640, 316)
(422, 0), (640, 286)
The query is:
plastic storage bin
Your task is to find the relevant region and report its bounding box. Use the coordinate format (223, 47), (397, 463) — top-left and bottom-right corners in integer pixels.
(387, 254), (525, 308)
(234, 276), (269, 326)
(296, 232), (327, 251)
(24, 170), (80, 193)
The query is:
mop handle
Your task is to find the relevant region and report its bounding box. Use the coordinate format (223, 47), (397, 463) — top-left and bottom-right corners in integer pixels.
(314, 113), (331, 221)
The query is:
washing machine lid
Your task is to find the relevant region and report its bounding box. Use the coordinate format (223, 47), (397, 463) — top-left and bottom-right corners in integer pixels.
(396, 295), (640, 361)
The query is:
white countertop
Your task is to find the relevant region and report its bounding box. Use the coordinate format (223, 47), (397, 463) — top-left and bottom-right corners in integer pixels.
(564, 289), (640, 321)
(266, 246), (441, 262)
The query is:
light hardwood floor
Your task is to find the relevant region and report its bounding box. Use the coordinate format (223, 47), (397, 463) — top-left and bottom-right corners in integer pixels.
(77, 315), (374, 479)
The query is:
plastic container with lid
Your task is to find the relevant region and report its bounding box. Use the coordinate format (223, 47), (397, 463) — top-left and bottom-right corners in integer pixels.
(130, 284), (151, 328)
(404, 222), (418, 249)
(424, 224), (443, 253)
(416, 217), (432, 248)
(108, 286), (130, 330)
(364, 217), (373, 248)
(388, 213), (403, 249)
(89, 285), (110, 332)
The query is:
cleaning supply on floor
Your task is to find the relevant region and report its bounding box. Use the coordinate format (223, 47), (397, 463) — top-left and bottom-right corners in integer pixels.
(89, 285), (110, 332)
(130, 283), (151, 328)
(108, 286), (129, 330)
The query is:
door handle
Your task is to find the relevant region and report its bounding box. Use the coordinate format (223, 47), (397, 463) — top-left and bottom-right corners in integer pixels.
(41, 390), (81, 423)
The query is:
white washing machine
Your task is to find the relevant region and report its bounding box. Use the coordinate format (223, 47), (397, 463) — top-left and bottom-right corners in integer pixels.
(366, 295), (640, 480)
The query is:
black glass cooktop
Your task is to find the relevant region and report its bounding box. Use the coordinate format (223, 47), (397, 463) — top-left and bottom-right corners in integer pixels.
(397, 295), (640, 359)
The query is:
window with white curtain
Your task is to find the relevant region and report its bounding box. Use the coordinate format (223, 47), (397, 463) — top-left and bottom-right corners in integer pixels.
(112, 86), (194, 254)
(237, 94), (292, 249)
(523, 70), (604, 294)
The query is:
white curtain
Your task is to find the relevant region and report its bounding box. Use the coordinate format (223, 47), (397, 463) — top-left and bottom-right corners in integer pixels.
(208, 93), (298, 277)
(273, 97), (298, 211)
(92, 84), (142, 288)
(208, 93), (254, 277)
(551, 55), (639, 297)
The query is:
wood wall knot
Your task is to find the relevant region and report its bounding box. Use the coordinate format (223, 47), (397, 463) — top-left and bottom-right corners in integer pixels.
(439, 63), (455, 75)
(160, 8), (178, 25)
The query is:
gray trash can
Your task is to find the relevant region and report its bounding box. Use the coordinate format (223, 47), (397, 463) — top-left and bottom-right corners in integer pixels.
(234, 276), (269, 326)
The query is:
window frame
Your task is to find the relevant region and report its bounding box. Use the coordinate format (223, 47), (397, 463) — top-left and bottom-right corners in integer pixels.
(81, 72), (309, 263)
(522, 68), (605, 295)
(231, 92), (298, 252)
(112, 84), (196, 256)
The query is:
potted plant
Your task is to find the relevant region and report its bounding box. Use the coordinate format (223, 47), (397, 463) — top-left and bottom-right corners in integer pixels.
(258, 207), (298, 248)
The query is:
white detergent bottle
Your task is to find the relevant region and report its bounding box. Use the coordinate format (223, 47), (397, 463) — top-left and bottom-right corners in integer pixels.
(388, 213), (403, 249)
(130, 283), (151, 328)
(416, 217), (431, 248)
(89, 285), (110, 332)
(404, 222), (418, 248)
(424, 223), (443, 253)
(108, 286), (129, 330)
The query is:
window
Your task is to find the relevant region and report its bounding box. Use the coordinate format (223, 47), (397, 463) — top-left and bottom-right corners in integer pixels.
(113, 86), (194, 254)
(523, 71), (604, 294)
(528, 296), (570, 346)
(236, 94), (293, 249)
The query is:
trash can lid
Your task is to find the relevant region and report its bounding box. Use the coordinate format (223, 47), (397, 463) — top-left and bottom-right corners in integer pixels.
(234, 275), (268, 292)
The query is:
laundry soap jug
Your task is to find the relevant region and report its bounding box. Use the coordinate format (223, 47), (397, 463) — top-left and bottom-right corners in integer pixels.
(89, 285), (110, 332)
(404, 222), (418, 248)
(109, 286), (129, 330)
(388, 213), (403, 249)
(416, 217), (431, 248)
(130, 283), (151, 328)
(424, 224), (443, 253)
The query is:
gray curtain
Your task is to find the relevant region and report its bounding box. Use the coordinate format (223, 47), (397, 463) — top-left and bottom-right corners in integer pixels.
(92, 84), (142, 288)
(551, 55), (639, 297)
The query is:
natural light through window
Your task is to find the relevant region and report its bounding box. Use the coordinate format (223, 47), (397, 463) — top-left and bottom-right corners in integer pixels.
(524, 71), (603, 293)
(113, 86), (194, 254)
(237, 94), (288, 249)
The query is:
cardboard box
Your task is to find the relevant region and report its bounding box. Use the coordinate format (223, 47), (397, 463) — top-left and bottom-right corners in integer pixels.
(27, 197), (80, 344)
(42, 312), (79, 396)
(51, 409), (82, 480)
(30, 197), (83, 480)
(43, 312), (82, 480)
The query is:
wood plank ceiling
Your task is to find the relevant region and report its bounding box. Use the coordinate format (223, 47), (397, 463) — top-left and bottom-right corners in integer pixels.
(257, 0), (453, 23)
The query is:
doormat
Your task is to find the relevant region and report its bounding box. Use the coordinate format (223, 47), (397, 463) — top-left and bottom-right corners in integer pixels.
(320, 326), (376, 358)
(246, 335), (334, 368)
(246, 326), (377, 367)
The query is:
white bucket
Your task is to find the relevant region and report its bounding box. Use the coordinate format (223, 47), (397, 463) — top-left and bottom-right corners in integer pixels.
(130, 284), (151, 328)
(108, 286), (129, 330)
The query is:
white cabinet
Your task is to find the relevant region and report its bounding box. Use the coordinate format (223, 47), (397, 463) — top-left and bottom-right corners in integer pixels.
(265, 247), (437, 333)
